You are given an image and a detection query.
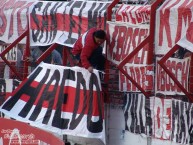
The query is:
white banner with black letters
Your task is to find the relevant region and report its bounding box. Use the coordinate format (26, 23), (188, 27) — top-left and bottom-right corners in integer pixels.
(0, 63), (106, 144)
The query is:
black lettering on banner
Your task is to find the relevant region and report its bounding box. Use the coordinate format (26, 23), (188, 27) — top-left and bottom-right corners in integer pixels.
(29, 69), (60, 123)
(2, 67), (43, 112)
(145, 98), (152, 135)
(87, 73), (103, 133)
(124, 93), (152, 135)
(31, 2), (43, 42)
(2, 67), (44, 113)
(77, 2), (86, 37)
(12, 79), (20, 91)
(69, 72), (87, 130)
(65, 1), (82, 44)
(52, 69), (75, 129)
(40, 2), (52, 43)
(48, 2), (63, 43)
(130, 94), (139, 133)
(139, 95), (145, 134)
(124, 93), (132, 131)
(171, 100), (180, 142)
(0, 79), (6, 106)
(179, 102), (186, 143)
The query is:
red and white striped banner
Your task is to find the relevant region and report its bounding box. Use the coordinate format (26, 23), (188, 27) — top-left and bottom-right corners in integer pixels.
(106, 21), (149, 65)
(0, 63), (106, 144)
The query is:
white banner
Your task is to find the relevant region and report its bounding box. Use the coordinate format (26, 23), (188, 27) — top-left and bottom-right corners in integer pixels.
(106, 21), (149, 65)
(155, 56), (190, 95)
(29, 1), (109, 47)
(0, 0), (34, 44)
(155, 0), (193, 55)
(0, 63), (106, 144)
(116, 4), (151, 24)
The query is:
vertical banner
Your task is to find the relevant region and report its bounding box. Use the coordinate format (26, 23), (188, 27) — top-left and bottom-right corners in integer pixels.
(153, 97), (171, 140)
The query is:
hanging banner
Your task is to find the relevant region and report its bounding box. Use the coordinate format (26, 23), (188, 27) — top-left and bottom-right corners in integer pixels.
(124, 93), (152, 136)
(177, 21), (193, 52)
(106, 21), (149, 65)
(156, 56), (190, 95)
(124, 93), (193, 144)
(153, 97), (172, 140)
(29, 1), (109, 47)
(0, 118), (64, 145)
(119, 65), (154, 92)
(115, 4), (151, 24)
(171, 99), (192, 144)
(0, 63), (106, 144)
(0, 0), (34, 44)
(155, 0), (193, 55)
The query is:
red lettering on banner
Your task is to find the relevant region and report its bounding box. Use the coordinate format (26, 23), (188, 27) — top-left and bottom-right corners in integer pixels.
(122, 27), (133, 60)
(154, 98), (171, 140)
(186, 22), (193, 43)
(135, 6), (146, 24)
(0, 0), (8, 36)
(108, 24), (148, 64)
(121, 5), (130, 22)
(108, 25), (118, 59)
(130, 67), (137, 91)
(119, 66), (153, 92)
(165, 108), (171, 130)
(116, 26), (127, 61)
(158, 1), (180, 48)
(182, 59), (190, 90)
(167, 60), (175, 91)
(156, 58), (190, 94)
(175, 0), (193, 43)
(17, 2), (33, 36)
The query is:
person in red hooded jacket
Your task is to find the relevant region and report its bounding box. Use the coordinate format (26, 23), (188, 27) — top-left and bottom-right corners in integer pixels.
(71, 27), (106, 73)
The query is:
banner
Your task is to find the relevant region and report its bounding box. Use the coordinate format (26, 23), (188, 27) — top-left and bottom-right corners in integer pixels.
(0, 79), (20, 106)
(29, 1), (109, 47)
(124, 93), (152, 136)
(106, 21), (149, 65)
(119, 65), (154, 92)
(171, 99), (192, 144)
(0, 0), (34, 44)
(177, 20), (193, 52)
(156, 56), (190, 95)
(0, 63), (106, 144)
(153, 97), (171, 140)
(115, 4), (151, 24)
(155, 0), (193, 55)
(124, 93), (193, 144)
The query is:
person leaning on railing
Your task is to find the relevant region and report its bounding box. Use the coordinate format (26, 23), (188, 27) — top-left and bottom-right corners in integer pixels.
(71, 27), (107, 73)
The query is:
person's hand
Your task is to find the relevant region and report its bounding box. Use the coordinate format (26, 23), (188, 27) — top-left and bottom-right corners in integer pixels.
(24, 57), (33, 62)
(87, 66), (93, 73)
